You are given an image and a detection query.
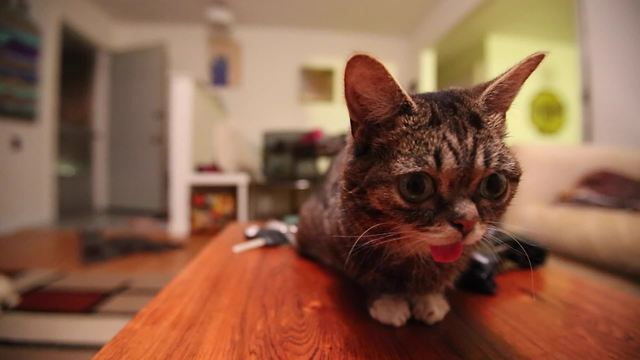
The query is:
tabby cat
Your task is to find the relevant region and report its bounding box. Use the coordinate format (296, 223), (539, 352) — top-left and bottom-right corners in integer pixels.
(297, 52), (545, 327)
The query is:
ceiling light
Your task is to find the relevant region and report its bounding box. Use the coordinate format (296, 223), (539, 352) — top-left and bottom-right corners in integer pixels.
(205, 1), (235, 27)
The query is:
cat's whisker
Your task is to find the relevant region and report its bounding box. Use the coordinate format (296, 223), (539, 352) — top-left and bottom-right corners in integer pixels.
(333, 235), (386, 238)
(353, 234), (409, 271)
(352, 233), (414, 257)
(486, 220), (545, 240)
(353, 232), (403, 250)
(488, 226), (536, 299)
(399, 236), (431, 259)
(486, 227), (527, 256)
(332, 230), (400, 238)
(367, 234), (413, 248)
(478, 237), (501, 264)
(363, 234), (422, 259)
(344, 222), (391, 266)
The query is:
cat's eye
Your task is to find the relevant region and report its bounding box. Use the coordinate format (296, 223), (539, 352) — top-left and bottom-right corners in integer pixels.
(479, 173), (508, 200)
(398, 172), (435, 203)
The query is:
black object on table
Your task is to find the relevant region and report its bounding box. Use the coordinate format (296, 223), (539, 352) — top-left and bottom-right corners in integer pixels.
(457, 231), (548, 295)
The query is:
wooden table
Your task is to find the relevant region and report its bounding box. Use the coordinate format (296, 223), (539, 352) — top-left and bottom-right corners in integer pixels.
(95, 223), (640, 359)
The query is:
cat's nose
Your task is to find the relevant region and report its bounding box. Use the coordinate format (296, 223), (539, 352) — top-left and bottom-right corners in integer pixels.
(450, 219), (477, 236)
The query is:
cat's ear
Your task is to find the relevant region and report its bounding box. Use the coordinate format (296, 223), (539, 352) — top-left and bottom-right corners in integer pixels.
(473, 52), (546, 116)
(344, 55), (416, 136)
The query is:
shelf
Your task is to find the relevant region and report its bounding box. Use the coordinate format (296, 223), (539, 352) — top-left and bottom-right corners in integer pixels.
(189, 172), (250, 186)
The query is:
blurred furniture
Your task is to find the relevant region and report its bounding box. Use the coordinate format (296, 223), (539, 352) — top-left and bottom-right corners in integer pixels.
(504, 144), (640, 277)
(95, 223), (640, 359)
(168, 75), (249, 238)
(189, 173), (249, 234)
(250, 179), (316, 220)
(255, 131), (344, 219)
(263, 131), (318, 181)
(263, 130), (344, 181)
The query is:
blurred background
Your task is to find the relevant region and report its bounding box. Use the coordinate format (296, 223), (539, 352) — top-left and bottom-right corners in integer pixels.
(0, 0), (638, 357)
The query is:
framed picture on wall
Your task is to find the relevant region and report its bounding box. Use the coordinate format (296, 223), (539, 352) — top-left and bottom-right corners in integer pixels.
(209, 35), (241, 87)
(299, 67), (334, 103)
(0, 1), (40, 121)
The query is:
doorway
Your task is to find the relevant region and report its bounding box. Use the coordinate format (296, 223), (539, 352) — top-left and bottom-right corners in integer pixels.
(109, 46), (167, 215)
(56, 26), (96, 220)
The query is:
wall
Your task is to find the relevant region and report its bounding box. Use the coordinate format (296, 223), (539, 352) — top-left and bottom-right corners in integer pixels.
(435, 0), (581, 145)
(92, 51), (111, 211)
(437, 41), (485, 89)
(485, 33), (581, 145)
(0, 0), (114, 233)
(225, 26), (411, 175)
(191, 83), (231, 170)
(112, 23), (412, 176)
(436, 0), (577, 61)
(0, 2), (415, 232)
(1, 14), (413, 232)
(408, 0), (484, 86)
(579, 0), (640, 147)
(417, 49), (437, 92)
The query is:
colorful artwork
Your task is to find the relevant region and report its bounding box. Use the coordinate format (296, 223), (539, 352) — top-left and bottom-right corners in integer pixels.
(0, 3), (40, 121)
(300, 67), (334, 103)
(212, 55), (229, 86)
(209, 35), (240, 87)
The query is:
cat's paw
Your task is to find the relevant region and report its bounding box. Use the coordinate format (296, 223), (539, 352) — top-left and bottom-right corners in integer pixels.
(411, 293), (450, 325)
(368, 295), (410, 327)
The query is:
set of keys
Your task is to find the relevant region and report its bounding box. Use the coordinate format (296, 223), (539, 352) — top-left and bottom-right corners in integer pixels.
(231, 221), (297, 254)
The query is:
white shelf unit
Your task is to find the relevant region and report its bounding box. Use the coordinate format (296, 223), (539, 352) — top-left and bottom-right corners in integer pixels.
(168, 75), (249, 239)
(189, 172), (250, 221)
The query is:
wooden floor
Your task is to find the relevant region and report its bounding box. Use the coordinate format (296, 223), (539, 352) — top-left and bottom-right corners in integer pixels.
(0, 228), (210, 274)
(94, 223), (640, 359)
(0, 225), (213, 360)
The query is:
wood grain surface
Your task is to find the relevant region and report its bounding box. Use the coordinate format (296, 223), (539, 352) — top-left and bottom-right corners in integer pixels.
(94, 223), (640, 359)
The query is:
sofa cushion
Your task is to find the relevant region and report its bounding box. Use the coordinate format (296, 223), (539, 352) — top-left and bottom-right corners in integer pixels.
(503, 203), (640, 277)
(558, 170), (640, 211)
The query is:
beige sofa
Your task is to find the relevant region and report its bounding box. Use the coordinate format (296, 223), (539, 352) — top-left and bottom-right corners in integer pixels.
(503, 144), (640, 277)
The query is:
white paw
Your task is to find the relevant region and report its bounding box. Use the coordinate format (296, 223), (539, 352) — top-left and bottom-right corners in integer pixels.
(412, 293), (450, 325)
(368, 295), (410, 327)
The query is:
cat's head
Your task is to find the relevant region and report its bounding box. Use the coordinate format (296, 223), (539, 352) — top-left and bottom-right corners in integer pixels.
(342, 52), (545, 263)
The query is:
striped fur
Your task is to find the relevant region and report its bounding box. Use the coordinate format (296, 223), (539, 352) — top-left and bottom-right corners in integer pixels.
(297, 53), (544, 306)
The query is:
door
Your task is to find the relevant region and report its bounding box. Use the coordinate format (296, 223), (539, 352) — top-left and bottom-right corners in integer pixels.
(57, 27), (95, 219)
(109, 47), (166, 213)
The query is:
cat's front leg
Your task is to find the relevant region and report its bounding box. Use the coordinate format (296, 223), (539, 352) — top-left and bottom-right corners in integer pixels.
(368, 294), (411, 327)
(411, 292), (450, 325)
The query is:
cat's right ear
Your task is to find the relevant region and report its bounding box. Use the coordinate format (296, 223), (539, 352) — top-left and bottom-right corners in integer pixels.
(344, 55), (416, 138)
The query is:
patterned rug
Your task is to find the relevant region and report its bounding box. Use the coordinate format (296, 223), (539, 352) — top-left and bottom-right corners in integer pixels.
(0, 269), (173, 359)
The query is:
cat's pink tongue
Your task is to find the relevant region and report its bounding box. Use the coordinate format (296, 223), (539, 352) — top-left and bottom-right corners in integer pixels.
(429, 242), (464, 263)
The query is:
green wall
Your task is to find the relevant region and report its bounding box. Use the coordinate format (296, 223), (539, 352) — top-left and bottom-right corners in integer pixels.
(434, 0), (581, 144)
(417, 48), (437, 92)
(485, 33), (581, 144)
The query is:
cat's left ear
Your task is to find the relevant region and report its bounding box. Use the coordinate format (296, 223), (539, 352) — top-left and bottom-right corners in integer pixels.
(473, 52), (546, 116)
(344, 55), (416, 137)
